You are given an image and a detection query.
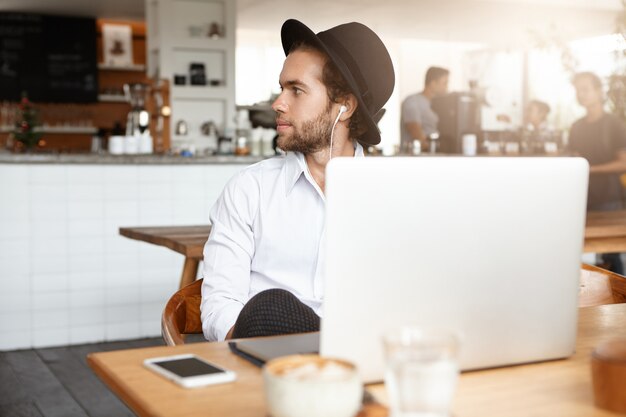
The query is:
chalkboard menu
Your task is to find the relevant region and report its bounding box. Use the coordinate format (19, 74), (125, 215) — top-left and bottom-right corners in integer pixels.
(0, 13), (97, 103)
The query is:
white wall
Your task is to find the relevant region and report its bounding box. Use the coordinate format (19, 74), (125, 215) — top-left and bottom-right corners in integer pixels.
(0, 163), (244, 350)
(236, 29), (284, 106)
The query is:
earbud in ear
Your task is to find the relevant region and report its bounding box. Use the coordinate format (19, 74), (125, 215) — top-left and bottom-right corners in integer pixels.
(330, 105), (348, 162)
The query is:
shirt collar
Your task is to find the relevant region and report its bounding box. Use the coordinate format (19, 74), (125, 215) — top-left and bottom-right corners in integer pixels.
(284, 142), (364, 196)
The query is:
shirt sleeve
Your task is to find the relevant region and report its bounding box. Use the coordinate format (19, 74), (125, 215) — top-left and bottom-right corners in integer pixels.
(200, 171), (258, 341)
(401, 96), (422, 125)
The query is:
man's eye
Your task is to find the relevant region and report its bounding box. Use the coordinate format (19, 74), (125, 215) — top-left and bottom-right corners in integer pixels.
(293, 88), (302, 95)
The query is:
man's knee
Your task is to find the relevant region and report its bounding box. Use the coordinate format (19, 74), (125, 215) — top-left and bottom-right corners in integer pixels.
(245, 288), (299, 308)
(232, 289), (320, 339)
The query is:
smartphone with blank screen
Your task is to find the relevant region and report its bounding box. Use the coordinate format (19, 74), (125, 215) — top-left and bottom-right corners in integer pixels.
(144, 354), (236, 388)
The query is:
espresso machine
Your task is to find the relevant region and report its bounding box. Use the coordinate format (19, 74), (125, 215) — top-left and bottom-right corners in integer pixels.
(431, 92), (481, 154)
(124, 83), (150, 136)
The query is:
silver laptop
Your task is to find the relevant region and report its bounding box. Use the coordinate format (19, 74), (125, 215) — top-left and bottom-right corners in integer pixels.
(321, 156), (589, 383)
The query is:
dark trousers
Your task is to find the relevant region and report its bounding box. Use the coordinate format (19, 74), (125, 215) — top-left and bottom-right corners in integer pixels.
(231, 289), (321, 339)
(600, 253), (624, 275)
(589, 201), (624, 275)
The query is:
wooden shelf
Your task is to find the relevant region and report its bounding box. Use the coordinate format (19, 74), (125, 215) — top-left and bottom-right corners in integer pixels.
(98, 63), (146, 72)
(0, 126), (98, 134)
(98, 94), (128, 103)
(171, 85), (228, 100)
(171, 38), (229, 51)
(39, 126), (98, 134)
(236, 104), (273, 111)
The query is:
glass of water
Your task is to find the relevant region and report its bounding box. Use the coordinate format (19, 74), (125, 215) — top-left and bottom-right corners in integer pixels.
(383, 327), (460, 417)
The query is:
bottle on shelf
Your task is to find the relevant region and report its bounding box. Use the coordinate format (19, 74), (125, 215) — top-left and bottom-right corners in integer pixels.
(91, 128), (105, 154)
(235, 110), (251, 156)
(428, 132), (440, 154)
(250, 127), (263, 157)
(201, 121), (219, 155)
(462, 133), (477, 156)
(218, 128), (234, 155)
(412, 139), (421, 155)
(262, 128), (277, 157)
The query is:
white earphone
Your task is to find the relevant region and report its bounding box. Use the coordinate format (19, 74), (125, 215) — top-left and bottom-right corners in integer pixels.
(329, 105), (348, 162)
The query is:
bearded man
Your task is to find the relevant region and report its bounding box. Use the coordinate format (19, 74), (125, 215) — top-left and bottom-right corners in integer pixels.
(200, 19), (395, 341)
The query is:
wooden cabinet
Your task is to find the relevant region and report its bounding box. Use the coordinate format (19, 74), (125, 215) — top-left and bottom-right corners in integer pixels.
(1, 18), (171, 153)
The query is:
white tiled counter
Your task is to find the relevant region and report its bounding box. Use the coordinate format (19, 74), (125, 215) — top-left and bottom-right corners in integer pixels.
(0, 157), (254, 350)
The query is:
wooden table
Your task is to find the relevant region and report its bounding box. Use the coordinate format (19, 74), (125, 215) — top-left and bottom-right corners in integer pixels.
(585, 210), (626, 254)
(88, 304), (626, 417)
(118, 210), (625, 290)
(119, 225), (211, 289)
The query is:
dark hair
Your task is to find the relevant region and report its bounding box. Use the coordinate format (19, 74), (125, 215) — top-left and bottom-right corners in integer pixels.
(528, 99), (550, 115)
(289, 41), (369, 140)
(572, 72), (603, 90)
(425, 67), (449, 87)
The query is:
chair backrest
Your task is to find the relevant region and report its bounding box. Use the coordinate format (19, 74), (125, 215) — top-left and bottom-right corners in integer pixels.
(161, 278), (203, 346)
(579, 263), (626, 308)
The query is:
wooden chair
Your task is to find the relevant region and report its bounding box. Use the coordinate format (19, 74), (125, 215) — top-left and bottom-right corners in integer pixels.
(161, 265), (626, 345)
(161, 278), (204, 346)
(579, 263), (626, 307)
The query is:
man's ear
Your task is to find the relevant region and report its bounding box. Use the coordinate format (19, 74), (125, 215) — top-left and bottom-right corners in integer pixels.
(339, 95), (358, 121)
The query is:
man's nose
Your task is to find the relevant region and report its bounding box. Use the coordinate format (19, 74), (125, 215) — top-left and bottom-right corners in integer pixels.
(272, 94), (287, 113)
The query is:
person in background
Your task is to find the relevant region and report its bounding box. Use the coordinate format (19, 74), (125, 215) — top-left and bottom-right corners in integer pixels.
(400, 67), (449, 154)
(569, 71), (626, 274)
(200, 19), (395, 341)
(525, 99), (550, 131)
(521, 99), (556, 154)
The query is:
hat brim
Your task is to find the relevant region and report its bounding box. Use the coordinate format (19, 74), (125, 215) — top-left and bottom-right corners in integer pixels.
(281, 19), (381, 146)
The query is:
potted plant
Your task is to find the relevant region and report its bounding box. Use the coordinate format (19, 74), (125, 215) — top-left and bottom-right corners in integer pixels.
(12, 93), (42, 152)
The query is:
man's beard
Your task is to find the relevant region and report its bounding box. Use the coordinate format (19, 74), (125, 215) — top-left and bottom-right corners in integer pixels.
(277, 104), (334, 154)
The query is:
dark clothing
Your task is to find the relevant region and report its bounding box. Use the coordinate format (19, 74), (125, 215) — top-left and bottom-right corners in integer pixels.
(231, 289), (321, 339)
(569, 113), (625, 275)
(568, 113), (626, 209)
(600, 253), (623, 275)
(589, 200), (625, 275)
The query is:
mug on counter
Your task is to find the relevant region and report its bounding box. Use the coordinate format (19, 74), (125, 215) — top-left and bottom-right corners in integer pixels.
(139, 133), (153, 154)
(124, 135), (139, 154)
(462, 134), (477, 156)
(108, 135), (125, 155)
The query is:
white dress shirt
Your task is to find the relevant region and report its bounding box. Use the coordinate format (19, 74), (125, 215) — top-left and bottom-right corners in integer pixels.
(201, 144), (364, 341)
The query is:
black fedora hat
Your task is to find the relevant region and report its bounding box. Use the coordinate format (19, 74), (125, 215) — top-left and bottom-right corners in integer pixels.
(281, 19), (395, 146)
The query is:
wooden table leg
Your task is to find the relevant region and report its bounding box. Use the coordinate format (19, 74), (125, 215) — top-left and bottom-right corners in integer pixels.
(179, 257), (200, 289)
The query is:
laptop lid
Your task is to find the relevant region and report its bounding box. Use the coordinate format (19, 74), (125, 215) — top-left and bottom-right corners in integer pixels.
(321, 157), (588, 383)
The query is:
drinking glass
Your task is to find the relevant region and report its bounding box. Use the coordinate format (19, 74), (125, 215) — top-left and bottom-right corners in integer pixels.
(383, 327), (460, 417)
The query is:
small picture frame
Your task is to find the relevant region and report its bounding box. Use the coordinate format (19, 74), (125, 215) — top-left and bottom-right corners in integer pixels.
(102, 24), (133, 67)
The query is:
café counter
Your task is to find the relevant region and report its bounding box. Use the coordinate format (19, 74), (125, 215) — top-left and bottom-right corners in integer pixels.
(0, 152), (258, 351)
(0, 152), (265, 165)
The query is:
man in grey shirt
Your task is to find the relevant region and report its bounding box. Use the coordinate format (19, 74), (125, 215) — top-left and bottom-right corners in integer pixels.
(400, 67), (449, 154)
(569, 71), (626, 274)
